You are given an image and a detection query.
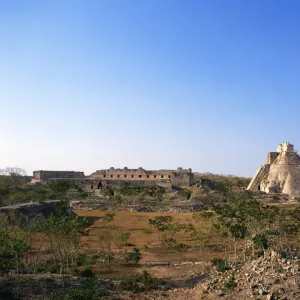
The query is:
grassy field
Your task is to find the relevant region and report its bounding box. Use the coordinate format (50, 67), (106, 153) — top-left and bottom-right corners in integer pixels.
(76, 210), (192, 249)
(75, 210), (229, 267)
(74, 210), (223, 279)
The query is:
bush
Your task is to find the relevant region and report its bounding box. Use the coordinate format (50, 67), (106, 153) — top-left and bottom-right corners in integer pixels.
(118, 185), (166, 198)
(0, 240), (14, 276)
(80, 267), (95, 278)
(0, 283), (16, 300)
(223, 277), (237, 291)
(46, 264), (59, 274)
(253, 234), (268, 251)
(70, 268), (80, 276)
(65, 278), (101, 300)
(75, 253), (97, 267)
(102, 187), (114, 197)
(76, 253), (88, 267)
(119, 271), (164, 293)
(124, 248), (142, 263)
(178, 189), (191, 200)
(211, 258), (229, 272)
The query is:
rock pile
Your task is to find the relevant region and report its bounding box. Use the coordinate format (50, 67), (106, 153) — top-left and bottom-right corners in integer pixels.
(201, 250), (300, 299)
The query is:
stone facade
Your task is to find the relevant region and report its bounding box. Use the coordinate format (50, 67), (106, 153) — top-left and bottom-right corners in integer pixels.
(31, 170), (85, 184)
(247, 142), (300, 197)
(31, 167), (193, 188)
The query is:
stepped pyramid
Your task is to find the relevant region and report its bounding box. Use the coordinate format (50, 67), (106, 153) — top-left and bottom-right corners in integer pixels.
(247, 142), (300, 198)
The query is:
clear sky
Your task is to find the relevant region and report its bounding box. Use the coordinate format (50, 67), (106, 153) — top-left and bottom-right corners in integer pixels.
(1, 0), (300, 177)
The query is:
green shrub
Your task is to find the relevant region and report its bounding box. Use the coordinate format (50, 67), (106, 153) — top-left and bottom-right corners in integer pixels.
(0, 239), (14, 276)
(76, 253), (88, 267)
(119, 271), (164, 293)
(253, 234), (268, 251)
(179, 189), (191, 200)
(211, 258), (229, 272)
(75, 253), (97, 267)
(118, 185), (166, 198)
(46, 264), (59, 274)
(65, 278), (101, 300)
(124, 248), (142, 263)
(223, 277), (237, 291)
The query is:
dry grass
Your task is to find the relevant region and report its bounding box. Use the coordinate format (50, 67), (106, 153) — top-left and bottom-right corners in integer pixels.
(75, 210), (231, 266)
(76, 210), (192, 248)
(75, 210), (228, 280)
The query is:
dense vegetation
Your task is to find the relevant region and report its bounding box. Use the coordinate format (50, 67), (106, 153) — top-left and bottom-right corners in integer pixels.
(194, 172), (251, 190)
(0, 177), (88, 207)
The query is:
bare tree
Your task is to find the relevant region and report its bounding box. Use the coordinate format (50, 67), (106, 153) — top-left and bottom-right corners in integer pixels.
(0, 167), (27, 176)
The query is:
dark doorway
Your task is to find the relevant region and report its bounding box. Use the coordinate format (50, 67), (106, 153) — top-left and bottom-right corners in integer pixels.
(258, 185), (260, 191)
(97, 182), (102, 189)
(91, 184), (94, 189)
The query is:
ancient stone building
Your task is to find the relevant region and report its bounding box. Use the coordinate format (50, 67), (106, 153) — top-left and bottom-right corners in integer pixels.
(31, 167), (193, 188)
(247, 142), (300, 197)
(89, 167), (193, 188)
(31, 170), (85, 184)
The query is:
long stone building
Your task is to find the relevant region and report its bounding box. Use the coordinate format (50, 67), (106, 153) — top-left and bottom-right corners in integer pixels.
(247, 142), (300, 197)
(31, 170), (85, 184)
(31, 167), (193, 189)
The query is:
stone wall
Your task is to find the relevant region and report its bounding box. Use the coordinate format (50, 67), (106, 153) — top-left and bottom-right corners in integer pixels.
(32, 171), (85, 183)
(171, 171), (193, 186)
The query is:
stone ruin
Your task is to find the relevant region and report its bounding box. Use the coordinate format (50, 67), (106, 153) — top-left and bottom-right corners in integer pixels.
(30, 171), (85, 185)
(247, 142), (300, 198)
(30, 167), (193, 189)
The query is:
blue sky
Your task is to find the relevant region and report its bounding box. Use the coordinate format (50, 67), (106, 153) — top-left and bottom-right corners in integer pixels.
(1, 0), (300, 177)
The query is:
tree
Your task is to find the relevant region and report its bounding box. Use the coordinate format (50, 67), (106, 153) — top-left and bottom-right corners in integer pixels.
(116, 232), (131, 249)
(0, 233), (14, 276)
(0, 221), (30, 276)
(11, 237), (30, 275)
(149, 216), (174, 241)
(229, 223), (247, 261)
(39, 210), (87, 274)
(189, 211), (216, 258)
(253, 234), (268, 254)
(0, 167), (28, 191)
(98, 212), (117, 264)
(214, 192), (254, 261)
(0, 167), (27, 177)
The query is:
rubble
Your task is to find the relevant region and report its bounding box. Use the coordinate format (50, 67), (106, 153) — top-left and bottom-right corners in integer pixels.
(200, 250), (300, 299)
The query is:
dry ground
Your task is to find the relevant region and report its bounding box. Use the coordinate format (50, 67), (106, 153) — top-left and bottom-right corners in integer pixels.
(74, 210), (232, 282)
